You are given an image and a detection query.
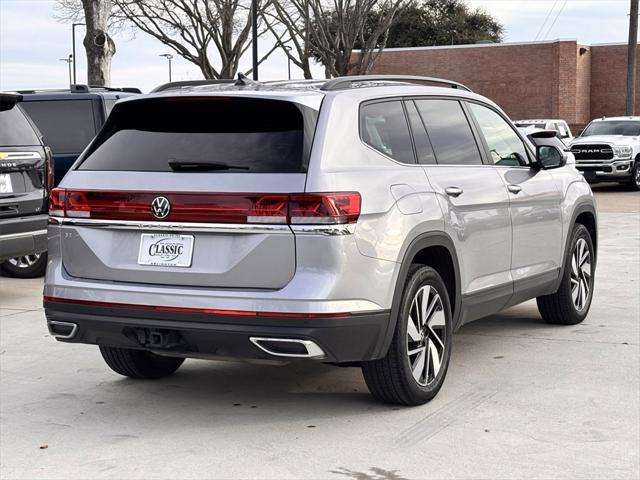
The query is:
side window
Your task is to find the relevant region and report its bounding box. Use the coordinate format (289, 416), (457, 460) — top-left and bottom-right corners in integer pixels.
(414, 99), (482, 165)
(468, 103), (530, 167)
(360, 100), (415, 164)
(20, 99), (96, 154)
(405, 100), (436, 165)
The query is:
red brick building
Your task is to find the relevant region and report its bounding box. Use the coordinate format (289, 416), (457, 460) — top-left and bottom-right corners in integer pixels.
(366, 40), (637, 132)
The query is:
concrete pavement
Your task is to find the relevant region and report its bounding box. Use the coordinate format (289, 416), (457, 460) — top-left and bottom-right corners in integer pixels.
(1, 186), (638, 480)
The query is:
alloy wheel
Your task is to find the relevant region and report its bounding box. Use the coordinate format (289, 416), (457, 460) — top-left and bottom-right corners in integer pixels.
(7, 253), (42, 269)
(406, 285), (446, 386)
(635, 164), (640, 187)
(570, 238), (591, 311)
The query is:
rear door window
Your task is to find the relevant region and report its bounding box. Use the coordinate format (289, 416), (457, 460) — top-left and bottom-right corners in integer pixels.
(79, 97), (314, 173)
(414, 99), (482, 165)
(20, 99), (97, 154)
(0, 105), (40, 146)
(404, 100), (436, 165)
(360, 100), (415, 164)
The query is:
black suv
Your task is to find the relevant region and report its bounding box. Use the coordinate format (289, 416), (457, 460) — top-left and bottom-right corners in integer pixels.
(0, 94), (52, 277)
(18, 85), (140, 186)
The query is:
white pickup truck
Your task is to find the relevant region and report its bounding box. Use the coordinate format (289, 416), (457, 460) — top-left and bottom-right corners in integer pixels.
(570, 116), (640, 191)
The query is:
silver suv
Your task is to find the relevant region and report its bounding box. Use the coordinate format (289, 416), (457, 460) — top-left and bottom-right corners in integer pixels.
(44, 76), (598, 405)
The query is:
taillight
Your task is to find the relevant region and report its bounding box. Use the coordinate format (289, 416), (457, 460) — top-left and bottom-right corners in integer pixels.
(44, 147), (55, 192)
(48, 188), (66, 217)
(48, 190), (361, 225)
(289, 193), (361, 224)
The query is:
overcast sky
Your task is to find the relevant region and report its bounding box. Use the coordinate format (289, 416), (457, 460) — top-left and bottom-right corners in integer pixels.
(0, 0), (633, 92)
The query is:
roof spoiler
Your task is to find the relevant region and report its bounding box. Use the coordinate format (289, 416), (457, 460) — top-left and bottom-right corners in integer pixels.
(151, 79), (235, 93)
(0, 93), (23, 112)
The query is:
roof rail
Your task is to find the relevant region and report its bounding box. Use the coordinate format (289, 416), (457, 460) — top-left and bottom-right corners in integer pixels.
(320, 75), (472, 92)
(151, 79), (235, 93)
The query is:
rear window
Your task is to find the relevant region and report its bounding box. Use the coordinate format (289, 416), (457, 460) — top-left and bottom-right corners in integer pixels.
(79, 97), (315, 173)
(0, 105), (40, 146)
(20, 99), (96, 154)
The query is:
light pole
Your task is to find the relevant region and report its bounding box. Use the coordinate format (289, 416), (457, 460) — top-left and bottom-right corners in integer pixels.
(59, 55), (73, 86)
(284, 46), (292, 80)
(72, 23), (85, 84)
(159, 54), (173, 82)
(251, 0), (258, 80)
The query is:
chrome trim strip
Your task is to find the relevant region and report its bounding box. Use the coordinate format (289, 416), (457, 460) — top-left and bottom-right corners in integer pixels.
(0, 151), (42, 160)
(249, 337), (326, 359)
(0, 229), (48, 241)
(50, 217), (292, 234)
(48, 321), (78, 340)
(290, 224), (356, 236)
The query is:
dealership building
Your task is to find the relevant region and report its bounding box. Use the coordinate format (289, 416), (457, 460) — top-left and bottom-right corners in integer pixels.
(366, 39), (636, 133)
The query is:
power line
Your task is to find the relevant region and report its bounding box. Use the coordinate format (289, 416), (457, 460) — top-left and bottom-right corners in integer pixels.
(535, 0), (560, 41)
(543, 0), (569, 40)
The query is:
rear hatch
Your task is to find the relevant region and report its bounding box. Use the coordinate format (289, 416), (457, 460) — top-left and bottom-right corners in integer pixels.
(0, 96), (47, 221)
(55, 94), (320, 289)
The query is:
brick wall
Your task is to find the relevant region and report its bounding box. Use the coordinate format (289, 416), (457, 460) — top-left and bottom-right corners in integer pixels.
(590, 43), (640, 120)
(364, 40), (637, 132)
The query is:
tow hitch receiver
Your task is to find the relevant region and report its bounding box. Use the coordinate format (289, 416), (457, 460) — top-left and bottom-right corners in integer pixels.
(128, 328), (185, 350)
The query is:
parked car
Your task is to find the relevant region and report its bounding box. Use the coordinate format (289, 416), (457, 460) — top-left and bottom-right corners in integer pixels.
(44, 75), (597, 405)
(0, 93), (52, 278)
(518, 127), (576, 165)
(514, 119), (573, 145)
(569, 116), (640, 190)
(17, 85), (140, 186)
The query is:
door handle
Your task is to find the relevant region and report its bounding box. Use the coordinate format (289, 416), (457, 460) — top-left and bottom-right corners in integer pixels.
(445, 186), (463, 198)
(507, 184), (522, 194)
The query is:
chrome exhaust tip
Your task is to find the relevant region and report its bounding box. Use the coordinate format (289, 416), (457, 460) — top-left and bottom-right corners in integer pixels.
(249, 337), (325, 359)
(48, 321), (78, 340)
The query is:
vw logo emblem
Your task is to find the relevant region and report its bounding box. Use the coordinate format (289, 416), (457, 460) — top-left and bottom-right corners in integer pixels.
(150, 196), (171, 219)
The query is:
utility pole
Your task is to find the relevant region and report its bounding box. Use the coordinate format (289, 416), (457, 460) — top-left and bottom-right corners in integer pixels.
(627, 0), (638, 115)
(72, 23), (85, 85)
(251, 0), (258, 80)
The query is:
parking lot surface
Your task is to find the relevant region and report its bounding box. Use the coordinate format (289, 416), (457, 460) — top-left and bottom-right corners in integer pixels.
(1, 185), (638, 480)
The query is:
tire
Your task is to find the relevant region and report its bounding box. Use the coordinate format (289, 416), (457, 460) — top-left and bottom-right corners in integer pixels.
(361, 266), (453, 406)
(0, 252), (47, 278)
(537, 223), (595, 325)
(99, 346), (184, 379)
(628, 160), (640, 191)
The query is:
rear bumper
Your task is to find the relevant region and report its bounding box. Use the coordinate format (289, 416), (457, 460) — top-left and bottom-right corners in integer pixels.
(0, 214), (48, 261)
(44, 300), (391, 363)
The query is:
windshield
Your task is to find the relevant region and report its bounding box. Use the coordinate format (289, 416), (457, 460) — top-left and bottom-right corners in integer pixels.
(0, 105), (40, 146)
(581, 121), (640, 137)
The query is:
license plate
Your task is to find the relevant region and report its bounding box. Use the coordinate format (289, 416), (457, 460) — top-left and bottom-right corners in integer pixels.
(137, 233), (194, 267)
(0, 174), (12, 193)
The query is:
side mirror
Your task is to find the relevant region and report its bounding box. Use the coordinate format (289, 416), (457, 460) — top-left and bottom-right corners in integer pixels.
(535, 145), (566, 170)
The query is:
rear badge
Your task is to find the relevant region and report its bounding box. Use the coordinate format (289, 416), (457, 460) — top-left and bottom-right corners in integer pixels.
(151, 196), (171, 219)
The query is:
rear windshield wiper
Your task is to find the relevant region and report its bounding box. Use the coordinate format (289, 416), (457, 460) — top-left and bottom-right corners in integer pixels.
(168, 160), (250, 171)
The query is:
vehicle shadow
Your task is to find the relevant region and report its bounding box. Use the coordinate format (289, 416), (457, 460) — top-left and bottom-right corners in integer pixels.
(44, 303), (551, 425)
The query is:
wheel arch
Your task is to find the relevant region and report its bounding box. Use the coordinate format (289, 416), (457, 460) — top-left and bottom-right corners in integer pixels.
(377, 232), (462, 358)
(552, 201), (598, 292)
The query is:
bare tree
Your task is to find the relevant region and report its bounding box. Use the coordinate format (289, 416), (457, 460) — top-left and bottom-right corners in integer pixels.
(112, 0), (279, 79)
(56, 0), (117, 86)
(267, 0), (406, 78)
(262, 0), (313, 78)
